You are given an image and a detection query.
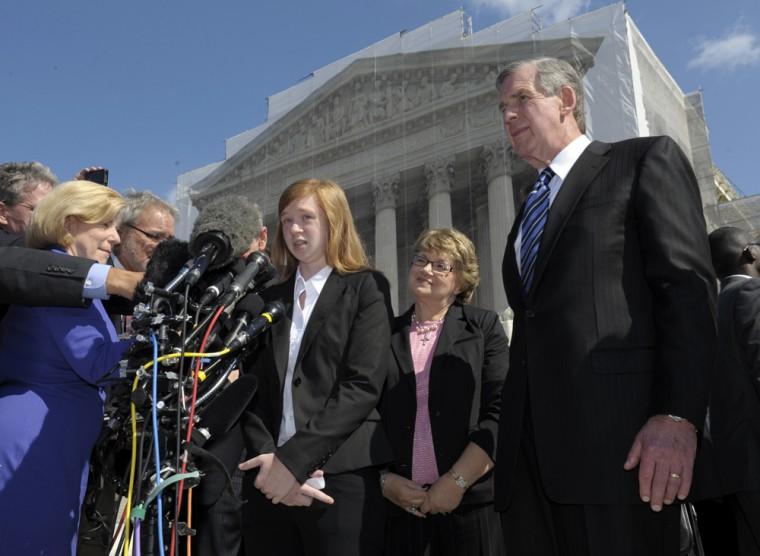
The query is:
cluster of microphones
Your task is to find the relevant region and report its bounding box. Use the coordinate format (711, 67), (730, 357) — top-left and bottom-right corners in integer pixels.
(133, 200), (286, 354)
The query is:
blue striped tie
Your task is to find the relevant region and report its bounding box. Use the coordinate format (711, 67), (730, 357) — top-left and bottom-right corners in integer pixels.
(520, 168), (555, 293)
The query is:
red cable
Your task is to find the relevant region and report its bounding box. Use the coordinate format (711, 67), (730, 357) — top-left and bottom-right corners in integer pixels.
(169, 304), (226, 556)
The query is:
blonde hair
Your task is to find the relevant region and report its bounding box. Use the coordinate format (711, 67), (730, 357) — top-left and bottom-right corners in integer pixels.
(413, 228), (480, 303)
(26, 180), (125, 249)
(272, 178), (368, 279)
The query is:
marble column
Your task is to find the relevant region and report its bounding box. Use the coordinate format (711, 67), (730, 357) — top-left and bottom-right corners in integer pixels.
(473, 184), (493, 311)
(423, 156), (454, 229)
(372, 173), (400, 314)
(481, 140), (516, 317)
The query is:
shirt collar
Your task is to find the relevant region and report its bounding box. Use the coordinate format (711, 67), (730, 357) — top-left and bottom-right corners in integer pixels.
(545, 135), (591, 180)
(295, 265), (333, 297)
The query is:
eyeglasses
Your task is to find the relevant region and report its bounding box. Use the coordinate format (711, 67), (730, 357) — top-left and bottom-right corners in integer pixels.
(126, 223), (172, 243)
(411, 254), (455, 274)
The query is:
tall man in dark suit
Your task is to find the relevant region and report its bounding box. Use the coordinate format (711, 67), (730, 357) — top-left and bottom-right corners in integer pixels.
(494, 57), (717, 555)
(705, 226), (760, 555)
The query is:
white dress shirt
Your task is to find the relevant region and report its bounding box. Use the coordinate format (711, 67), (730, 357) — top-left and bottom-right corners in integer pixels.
(277, 264), (333, 447)
(515, 134), (592, 274)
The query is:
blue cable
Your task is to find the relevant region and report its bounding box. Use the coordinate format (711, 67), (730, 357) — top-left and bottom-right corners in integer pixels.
(150, 333), (166, 556)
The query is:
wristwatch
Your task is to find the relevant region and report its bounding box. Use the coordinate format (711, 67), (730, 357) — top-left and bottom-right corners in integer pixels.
(448, 469), (469, 491)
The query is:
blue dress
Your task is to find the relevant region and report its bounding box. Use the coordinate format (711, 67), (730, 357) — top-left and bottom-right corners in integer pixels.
(0, 291), (132, 555)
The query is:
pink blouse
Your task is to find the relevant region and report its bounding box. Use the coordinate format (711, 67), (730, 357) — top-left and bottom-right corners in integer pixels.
(409, 319), (444, 485)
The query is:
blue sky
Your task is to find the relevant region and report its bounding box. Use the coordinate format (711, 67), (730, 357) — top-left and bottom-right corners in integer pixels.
(1, 0), (758, 200)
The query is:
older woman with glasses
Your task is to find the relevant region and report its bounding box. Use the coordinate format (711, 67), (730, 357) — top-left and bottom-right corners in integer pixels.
(380, 228), (508, 556)
(0, 181), (133, 556)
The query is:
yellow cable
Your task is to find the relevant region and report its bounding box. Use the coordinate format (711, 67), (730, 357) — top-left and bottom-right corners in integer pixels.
(118, 346), (230, 555)
(138, 348), (231, 370)
(124, 375), (139, 556)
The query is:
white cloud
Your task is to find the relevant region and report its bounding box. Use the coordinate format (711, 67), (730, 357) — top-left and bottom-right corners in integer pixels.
(688, 28), (760, 70)
(469, 0), (591, 25)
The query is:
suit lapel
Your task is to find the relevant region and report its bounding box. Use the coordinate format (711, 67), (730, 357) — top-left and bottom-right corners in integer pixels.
(504, 208), (526, 310)
(528, 141), (610, 300)
(390, 308), (416, 394)
(269, 277), (295, 387)
(432, 303), (467, 361)
(296, 271), (345, 364)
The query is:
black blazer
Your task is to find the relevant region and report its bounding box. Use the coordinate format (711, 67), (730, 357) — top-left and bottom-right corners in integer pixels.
(381, 302), (508, 506)
(241, 268), (395, 483)
(0, 232), (95, 307)
(495, 136), (717, 507)
(708, 276), (760, 494)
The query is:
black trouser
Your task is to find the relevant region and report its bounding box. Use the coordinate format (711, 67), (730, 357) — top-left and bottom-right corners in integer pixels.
(193, 425), (246, 556)
(242, 467), (385, 556)
(500, 405), (680, 556)
(385, 501), (505, 556)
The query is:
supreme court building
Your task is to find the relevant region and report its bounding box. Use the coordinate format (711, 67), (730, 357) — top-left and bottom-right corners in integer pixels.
(175, 3), (720, 319)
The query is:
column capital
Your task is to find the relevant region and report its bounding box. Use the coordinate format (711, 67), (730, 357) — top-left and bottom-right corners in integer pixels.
(371, 173), (400, 213)
(481, 140), (514, 182)
(423, 156), (455, 198)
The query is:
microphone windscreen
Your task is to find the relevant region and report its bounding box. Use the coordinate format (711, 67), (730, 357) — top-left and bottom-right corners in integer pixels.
(141, 238), (190, 289)
(190, 195), (262, 267)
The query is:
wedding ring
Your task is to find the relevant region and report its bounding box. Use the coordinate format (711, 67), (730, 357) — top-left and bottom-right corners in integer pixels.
(408, 506), (419, 514)
(670, 472), (681, 480)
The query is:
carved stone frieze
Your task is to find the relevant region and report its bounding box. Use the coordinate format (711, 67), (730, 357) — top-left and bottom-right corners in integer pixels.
(439, 113), (465, 138)
(371, 173), (400, 213)
(469, 102), (499, 129)
(194, 63), (503, 203)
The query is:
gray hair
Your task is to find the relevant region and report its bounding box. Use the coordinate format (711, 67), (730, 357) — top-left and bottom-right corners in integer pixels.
(0, 161), (58, 206)
(496, 57), (586, 134)
(118, 189), (178, 228)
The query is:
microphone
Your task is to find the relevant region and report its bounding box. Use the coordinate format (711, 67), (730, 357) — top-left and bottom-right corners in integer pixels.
(180, 195), (265, 289)
(219, 251), (275, 307)
(223, 293), (265, 347)
(135, 238), (191, 301)
(227, 301), (286, 351)
(197, 258), (246, 307)
(186, 231), (230, 287)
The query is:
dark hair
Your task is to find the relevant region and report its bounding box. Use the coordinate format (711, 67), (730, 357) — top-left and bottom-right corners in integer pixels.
(708, 226), (752, 279)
